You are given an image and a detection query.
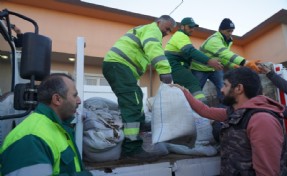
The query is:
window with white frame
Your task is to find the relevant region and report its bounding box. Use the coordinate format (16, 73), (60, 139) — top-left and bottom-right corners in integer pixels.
(84, 74), (109, 86)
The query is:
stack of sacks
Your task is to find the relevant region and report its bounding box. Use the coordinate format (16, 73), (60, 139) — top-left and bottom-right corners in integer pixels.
(82, 97), (124, 162)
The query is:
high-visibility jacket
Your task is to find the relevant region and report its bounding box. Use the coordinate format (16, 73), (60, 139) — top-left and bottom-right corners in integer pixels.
(165, 30), (210, 71)
(0, 103), (90, 176)
(104, 22), (171, 80)
(164, 30), (209, 102)
(191, 31), (245, 71)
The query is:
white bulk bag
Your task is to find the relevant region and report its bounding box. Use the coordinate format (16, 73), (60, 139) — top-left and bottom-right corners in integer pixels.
(152, 84), (196, 144)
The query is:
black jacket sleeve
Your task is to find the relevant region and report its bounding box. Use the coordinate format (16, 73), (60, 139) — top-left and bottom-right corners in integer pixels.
(266, 71), (287, 94)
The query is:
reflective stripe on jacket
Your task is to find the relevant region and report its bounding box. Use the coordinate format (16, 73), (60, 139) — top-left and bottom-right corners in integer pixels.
(191, 31), (245, 71)
(104, 22), (171, 80)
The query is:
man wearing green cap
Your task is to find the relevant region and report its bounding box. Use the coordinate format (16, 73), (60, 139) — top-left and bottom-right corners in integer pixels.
(165, 17), (223, 102)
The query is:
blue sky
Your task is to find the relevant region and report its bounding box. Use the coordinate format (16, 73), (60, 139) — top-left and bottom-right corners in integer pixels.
(82, 0), (287, 36)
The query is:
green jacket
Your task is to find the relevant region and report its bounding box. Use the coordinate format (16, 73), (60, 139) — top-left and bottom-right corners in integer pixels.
(104, 22), (171, 80)
(191, 31), (245, 71)
(0, 103), (91, 176)
(164, 30), (210, 71)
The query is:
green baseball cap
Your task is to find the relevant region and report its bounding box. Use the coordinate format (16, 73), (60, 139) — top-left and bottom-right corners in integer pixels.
(181, 17), (199, 28)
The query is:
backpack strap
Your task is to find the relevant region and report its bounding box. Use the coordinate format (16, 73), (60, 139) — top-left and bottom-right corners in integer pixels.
(240, 108), (287, 176)
(240, 108), (284, 130)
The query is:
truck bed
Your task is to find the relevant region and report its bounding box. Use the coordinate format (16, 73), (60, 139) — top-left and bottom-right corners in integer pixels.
(82, 72), (276, 176)
(85, 153), (204, 169)
(85, 154), (221, 176)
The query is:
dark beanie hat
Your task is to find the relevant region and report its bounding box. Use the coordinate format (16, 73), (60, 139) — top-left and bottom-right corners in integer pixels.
(219, 18), (235, 30)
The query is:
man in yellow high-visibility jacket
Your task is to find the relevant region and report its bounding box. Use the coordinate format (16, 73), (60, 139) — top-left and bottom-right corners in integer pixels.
(165, 17), (223, 103)
(1, 73), (92, 176)
(103, 15), (176, 159)
(191, 18), (260, 102)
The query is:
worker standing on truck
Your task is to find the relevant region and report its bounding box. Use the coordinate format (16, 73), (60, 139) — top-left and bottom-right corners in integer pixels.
(191, 18), (260, 102)
(165, 17), (223, 103)
(102, 15), (176, 159)
(175, 67), (287, 176)
(0, 73), (93, 176)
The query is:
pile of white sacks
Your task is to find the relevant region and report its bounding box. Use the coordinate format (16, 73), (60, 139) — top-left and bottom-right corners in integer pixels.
(82, 97), (124, 162)
(82, 84), (218, 163)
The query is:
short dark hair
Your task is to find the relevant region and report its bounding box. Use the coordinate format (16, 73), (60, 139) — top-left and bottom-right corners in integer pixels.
(156, 15), (176, 27)
(223, 67), (262, 98)
(37, 73), (74, 104)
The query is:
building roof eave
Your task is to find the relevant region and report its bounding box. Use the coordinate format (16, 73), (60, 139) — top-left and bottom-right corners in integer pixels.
(4, 0), (156, 25)
(233, 9), (287, 45)
(4, 0), (287, 46)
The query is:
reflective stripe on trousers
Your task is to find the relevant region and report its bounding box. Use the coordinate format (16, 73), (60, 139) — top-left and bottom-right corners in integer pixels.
(124, 122), (140, 141)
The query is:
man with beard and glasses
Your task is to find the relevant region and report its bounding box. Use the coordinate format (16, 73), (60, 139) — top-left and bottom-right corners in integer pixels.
(173, 67), (287, 176)
(0, 73), (93, 176)
(165, 17), (223, 103)
(103, 15), (176, 160)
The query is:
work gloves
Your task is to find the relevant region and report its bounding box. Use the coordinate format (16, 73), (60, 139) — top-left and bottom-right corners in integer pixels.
(244, 59), (261, 72)
(235, 59), (261, 72)
(159, 73), (173, 84)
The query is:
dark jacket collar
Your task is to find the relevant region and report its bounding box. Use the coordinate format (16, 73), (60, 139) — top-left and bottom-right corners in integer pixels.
(219, 31), (233, 44)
